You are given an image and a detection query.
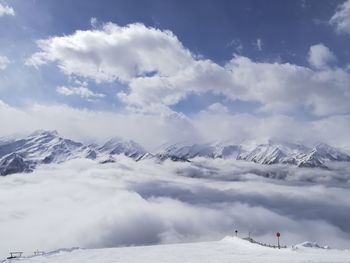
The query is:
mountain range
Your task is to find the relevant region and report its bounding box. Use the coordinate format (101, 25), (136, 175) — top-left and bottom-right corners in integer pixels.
(1, 130), (349, 176)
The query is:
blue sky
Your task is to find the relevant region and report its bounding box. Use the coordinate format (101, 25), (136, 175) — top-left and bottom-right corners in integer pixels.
(0, 0), (350, 148)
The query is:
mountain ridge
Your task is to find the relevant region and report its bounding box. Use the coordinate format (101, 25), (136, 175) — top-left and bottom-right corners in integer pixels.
(1, 130), (349, 176)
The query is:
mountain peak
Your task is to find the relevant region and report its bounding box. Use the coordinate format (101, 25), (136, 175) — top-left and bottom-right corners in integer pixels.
(29, 130), (59, 137)
(99, 137), (147, 160)
(312, 142), (350, 162)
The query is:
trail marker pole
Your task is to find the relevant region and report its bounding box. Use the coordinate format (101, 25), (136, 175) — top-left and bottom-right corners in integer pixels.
(276, 232), (281, 249)
(235, 230), (238, 237)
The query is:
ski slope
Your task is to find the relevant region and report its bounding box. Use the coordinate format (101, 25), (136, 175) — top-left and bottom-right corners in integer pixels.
(5, 237), (350, 263)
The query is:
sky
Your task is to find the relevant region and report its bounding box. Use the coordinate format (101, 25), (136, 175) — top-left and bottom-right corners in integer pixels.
(2, 2), (350, 256)
(0, 0), (350, 149)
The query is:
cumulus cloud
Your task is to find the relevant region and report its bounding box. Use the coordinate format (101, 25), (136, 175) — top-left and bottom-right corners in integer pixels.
(308, 44), (337, 69)
(56, 85), (105, 100)
(26, 23), (193, 83)
(0, 3), (14, 16)
(128, 55), (350, 116)
(27, 22), (350, 116)
(119, 59), (235, 108)
(225, 56), (349, 116)
(0, 157), (350, 258)
(330, 0), (350, 34)
(0, 56), (10, 70)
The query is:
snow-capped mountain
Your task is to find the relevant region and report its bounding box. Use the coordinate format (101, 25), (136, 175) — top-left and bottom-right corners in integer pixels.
(158, 141), (350, 168)
(238, 142), (350, 168)
(0, 131), (146, 175)
(312, 143), (350, 162)
(236, 142), (325, 168)
(159, 141), (242, 160)
(237, 142), (306, 165)
(0, 130), (96, 175)
(98, 137), (147, 161)
(1, 130), (350, 176)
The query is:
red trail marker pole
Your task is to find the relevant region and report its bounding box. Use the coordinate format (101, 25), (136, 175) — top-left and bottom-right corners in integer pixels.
(276, 232), (281, 249)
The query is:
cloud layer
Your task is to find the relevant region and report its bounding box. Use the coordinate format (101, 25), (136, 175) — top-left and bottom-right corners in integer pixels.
(1, 157), (350, 258)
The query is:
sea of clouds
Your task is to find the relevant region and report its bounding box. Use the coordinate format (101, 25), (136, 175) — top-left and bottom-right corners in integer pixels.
(1, 157), (350, 258)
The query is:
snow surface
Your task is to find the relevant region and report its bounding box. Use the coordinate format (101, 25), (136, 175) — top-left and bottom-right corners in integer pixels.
(4, 237), (350, 263)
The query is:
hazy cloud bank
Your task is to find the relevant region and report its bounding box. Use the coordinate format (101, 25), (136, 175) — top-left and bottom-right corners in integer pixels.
(1, 101), (350, 151)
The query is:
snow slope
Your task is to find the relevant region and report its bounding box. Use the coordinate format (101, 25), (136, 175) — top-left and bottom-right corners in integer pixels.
(4, 237), (349, 263)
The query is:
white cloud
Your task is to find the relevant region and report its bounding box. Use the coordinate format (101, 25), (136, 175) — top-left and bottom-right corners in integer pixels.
(330, 0), (350, 34)
(0, 55), (10, 70)
(1, 101), (350, 150)
(26, 23), (193, 83)
(206, 103), (229, 114)
(90, 17), (98, 28)
(308, 43), (337, 69)
(0, 3), (14, 16)
(56, 85), (105, 99)
(119, 59), (235, 109)
(0, 101), (198, 150)
(193, 105), (350, 150)
(225, 56), (350, 116)
(124, 55), (350, 116)
(227, 39), (243, 53)
(27, 22), (350, 116)
(256, 38), (263, 51)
